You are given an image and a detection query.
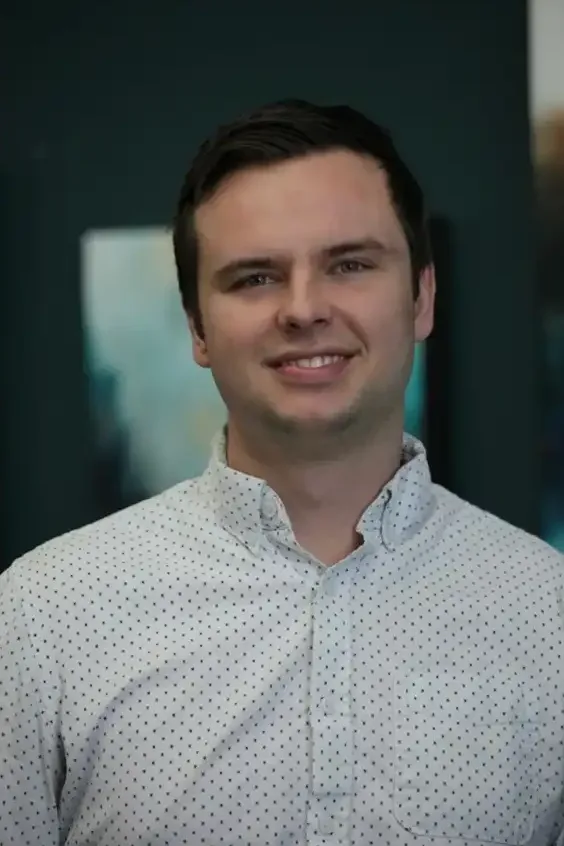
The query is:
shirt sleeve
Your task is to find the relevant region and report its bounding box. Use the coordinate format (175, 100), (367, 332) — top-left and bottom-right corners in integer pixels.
(0, 563), (63, 845)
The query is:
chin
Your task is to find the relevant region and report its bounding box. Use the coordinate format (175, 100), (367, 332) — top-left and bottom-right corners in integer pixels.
(267, 407), (357, 436)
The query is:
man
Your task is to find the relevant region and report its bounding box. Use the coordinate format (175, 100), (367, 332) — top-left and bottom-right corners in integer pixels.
(1, 99), (563, 846)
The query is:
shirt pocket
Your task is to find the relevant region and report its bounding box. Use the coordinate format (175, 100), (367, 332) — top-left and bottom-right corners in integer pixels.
(393, 668), (540, 844)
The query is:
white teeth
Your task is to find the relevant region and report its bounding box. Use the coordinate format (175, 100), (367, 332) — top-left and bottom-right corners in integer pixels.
(289, 355), (344, 369)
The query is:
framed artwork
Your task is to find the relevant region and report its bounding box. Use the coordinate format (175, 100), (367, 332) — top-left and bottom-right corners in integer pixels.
(82, 227), (226, 515)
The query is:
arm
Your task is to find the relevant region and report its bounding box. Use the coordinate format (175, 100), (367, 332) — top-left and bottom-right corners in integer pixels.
(0, 564), (63, 845)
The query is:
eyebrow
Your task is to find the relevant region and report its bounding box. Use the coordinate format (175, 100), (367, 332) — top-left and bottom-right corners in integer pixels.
(214, 238), (393, 282)
(322, 238), (392, 259)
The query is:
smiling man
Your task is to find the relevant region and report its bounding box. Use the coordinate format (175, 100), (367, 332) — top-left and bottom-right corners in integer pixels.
(2, 99), (564, 846)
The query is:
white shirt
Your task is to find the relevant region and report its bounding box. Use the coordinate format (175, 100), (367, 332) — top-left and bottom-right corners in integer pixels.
(1, 432), (564, 846)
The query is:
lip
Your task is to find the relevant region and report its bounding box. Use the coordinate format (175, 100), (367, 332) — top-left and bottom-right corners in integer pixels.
(265, 349), (356, 367)
(267, 352), (356, 386)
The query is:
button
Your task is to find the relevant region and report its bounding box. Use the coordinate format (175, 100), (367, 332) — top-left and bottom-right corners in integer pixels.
(252, 538), (266, 557)
(260, 496), (277, 521)
(321, 694), (336, 716)
(320, 696), (350, 718)
(318, 812), (335, 836)
(321, 577), (338, 597)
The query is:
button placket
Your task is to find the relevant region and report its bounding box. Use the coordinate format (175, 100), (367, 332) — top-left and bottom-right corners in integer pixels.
(308, 573), (353, 842)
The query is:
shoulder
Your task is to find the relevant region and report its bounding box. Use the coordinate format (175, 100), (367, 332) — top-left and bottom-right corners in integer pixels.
(2, 475), (213, 604)
(433, 483), (564, 581)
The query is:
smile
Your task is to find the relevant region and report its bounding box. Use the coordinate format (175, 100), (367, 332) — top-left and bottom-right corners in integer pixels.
(280, 354), (347, 370)
(269, 353), (355, 385)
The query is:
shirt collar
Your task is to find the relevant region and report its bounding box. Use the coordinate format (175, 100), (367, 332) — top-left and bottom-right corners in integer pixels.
(200, 429), (436, 551)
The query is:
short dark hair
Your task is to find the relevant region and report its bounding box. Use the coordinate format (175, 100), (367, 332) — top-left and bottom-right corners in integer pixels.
(172, 99), (431, 335)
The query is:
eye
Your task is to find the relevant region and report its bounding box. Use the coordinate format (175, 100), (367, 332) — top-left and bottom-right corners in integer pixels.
(332, 259), (373, 275)
(235, 273), (275, 289)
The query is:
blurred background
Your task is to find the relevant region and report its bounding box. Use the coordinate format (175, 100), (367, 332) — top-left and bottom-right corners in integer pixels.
(0, 0), (562, 572)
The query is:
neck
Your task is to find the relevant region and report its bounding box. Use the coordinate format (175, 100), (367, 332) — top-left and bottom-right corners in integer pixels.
(225, 416), (404, 563)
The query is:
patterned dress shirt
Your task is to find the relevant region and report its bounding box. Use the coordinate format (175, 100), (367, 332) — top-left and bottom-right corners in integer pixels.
(1, 432), (563, 846)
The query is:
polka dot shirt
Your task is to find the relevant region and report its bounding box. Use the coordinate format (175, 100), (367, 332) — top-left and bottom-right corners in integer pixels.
(1, 432), (564, 846)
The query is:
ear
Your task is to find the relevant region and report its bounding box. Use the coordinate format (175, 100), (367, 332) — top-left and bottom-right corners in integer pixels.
(188, 314), (211, 368)
(414, 263), (436, 343)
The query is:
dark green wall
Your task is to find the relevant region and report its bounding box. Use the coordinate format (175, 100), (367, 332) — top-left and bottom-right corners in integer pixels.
(0, 1), (539, 569)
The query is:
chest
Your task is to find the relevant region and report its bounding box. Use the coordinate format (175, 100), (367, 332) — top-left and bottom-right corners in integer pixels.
(58, 564), (564, 846)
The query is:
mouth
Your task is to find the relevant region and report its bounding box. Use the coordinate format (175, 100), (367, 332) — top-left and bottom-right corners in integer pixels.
(272, 353), (351, 370)
(266, 351), (356, 384)
(267, 349), (355, 368)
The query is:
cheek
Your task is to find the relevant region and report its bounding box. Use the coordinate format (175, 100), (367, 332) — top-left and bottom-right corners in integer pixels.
(204, 297), (272, 352)
(353, 289), (415, 348)
(200, 304), (260, 372)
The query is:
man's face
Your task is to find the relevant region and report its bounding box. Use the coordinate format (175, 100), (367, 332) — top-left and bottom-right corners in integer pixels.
(191, 149), (434, 446)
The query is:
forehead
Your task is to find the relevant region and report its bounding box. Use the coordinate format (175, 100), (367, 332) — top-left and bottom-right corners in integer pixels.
(194, 149), (407, 262)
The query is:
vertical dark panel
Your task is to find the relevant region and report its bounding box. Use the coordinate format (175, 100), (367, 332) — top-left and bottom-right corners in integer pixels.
(0, 152), (95, 569)
(443, 2), (541, 533)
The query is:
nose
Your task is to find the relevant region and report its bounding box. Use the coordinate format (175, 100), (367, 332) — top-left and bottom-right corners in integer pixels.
(276, 273), (332, 332)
